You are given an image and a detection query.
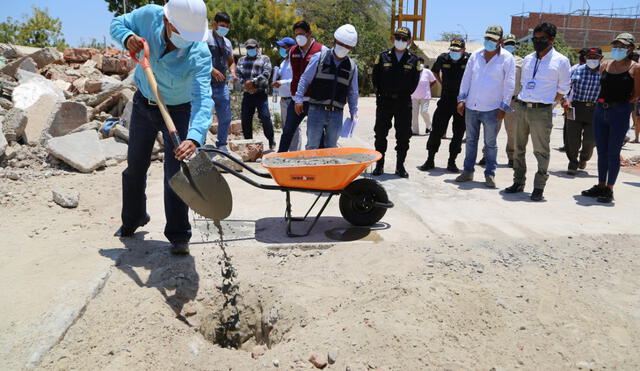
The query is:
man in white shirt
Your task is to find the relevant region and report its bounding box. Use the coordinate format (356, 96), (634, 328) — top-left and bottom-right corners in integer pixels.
(506, 22), (571, 201)
(272, 37), (302, 151)
(411, 57), (437, 135)
(455, 25), (515, 188)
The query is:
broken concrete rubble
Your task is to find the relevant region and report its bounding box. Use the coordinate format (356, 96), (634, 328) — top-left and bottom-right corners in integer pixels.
(2, 108), (27, 142)
(0, 124), (7, 156)
(52, 189), (79, 208)
(46, 130), (105, 173)
(63, 48), (100, 63)
(23, 95), (58, 145)
(99, 137), (128, 163)
(12, 70), (64, 110)
(47, 101), (90, 138)
(69, 121), (101, 134)
(229, 139), (264, 162)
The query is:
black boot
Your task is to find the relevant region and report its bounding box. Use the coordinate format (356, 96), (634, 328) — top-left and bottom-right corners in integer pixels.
(417, 152), (435, 171)
(447, 154), (459, 173)
(372, 160), (384, 176)
(395, 152), (409, 178)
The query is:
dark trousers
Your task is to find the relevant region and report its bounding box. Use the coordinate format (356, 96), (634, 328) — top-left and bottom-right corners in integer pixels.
(241, 91), (274, 146)
(593, 103), (631, 185)
(565, 102), (596, 170)
(122, 91), (191, 243)
(374, 96), (412, 163)
(427, 95), (466, 156)
(278, 100), (309, 152)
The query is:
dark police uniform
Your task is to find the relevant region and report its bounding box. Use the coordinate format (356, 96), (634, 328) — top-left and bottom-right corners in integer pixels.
(423, 44), (470, 171)
(371, 28), (421, 177)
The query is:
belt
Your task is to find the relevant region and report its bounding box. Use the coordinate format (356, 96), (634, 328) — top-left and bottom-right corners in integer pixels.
(516, 100), (552, 108)
(573, 101), (596, 107)
(314, 104), (342, 112)
(598, 101), (626, 109)
(144, 98), (189, 109)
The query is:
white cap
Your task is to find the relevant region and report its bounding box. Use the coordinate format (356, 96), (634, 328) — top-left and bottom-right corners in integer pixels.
(334, 24), (358, 47)
(164, 0), (208, 42)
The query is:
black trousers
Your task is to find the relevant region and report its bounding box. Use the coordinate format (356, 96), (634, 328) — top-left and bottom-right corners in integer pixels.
(241, 91), (275, 146)
(565, 103), (596, 170)
(426, 95), (465, 155)
(122, 91), (191, 243)
(374, 96), (412, 163)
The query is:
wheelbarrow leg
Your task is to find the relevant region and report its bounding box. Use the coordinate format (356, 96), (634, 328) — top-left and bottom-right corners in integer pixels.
(285, 190), (334, 237)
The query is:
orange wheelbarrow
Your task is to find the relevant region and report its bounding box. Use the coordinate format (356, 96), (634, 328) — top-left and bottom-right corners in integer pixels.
(201, 147), (394, 237)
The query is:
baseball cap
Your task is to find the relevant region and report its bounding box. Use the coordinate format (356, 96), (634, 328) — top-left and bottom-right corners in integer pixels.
(275, 37), (296, 47)
(244, 39), (258, 48)
(585, 47), (603, 56)
(612, 32), (635, 46)
(449, 37), (466, 51)
(394, 27), (412, 39)
(503, 33), (517, 44)
(485, 25), (503, 41)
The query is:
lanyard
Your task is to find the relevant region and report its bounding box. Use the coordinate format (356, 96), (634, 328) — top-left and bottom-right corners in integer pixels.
(532, 57), (541, 80)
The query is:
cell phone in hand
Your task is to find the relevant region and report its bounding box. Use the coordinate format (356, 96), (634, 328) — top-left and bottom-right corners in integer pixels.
(566, 107), (576, 121)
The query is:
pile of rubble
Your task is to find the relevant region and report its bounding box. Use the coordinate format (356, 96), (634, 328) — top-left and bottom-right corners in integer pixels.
(0, 43), (266, 181)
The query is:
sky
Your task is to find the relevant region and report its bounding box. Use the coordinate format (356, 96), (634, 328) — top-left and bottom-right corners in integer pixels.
(1, 0), (640, 47)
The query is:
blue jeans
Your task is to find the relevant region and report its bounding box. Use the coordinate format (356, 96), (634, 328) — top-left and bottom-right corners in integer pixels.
(464, 108), (499, 177)
(306, 105), (343, 149)
(122, 91), (191, 243)
(278, 100), (309, 152)
(211, 83), (232, 147)
(241, 92), (274, 146)
(593, 103), (631, 185)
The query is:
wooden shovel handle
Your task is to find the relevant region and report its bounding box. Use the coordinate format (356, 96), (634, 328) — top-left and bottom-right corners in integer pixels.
(130, 38), (182, 148)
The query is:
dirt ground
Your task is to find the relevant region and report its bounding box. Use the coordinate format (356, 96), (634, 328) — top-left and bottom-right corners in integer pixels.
(2, 97), (640, 370)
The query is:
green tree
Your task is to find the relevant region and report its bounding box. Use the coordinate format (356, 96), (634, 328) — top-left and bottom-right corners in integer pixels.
(438, 31), (464, 42)
(516, 33), (578, 65)
(0, 7), (68, 51)
(103, 0), (164, 17)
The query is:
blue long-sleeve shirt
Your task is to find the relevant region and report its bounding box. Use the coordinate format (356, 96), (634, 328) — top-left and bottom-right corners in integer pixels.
(293, 49), (359, 117)
(110, 4), (213, 145)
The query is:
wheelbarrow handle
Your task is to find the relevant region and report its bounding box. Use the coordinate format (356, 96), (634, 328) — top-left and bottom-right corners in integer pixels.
(130, 37), (182, 148)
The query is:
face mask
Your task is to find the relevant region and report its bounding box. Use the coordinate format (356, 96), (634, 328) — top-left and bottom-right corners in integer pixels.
(611, 48), (628, 61)
(169, 30), (193, 49)
(394, 40), (408, 51)
(247, 48), (257, 57)
(484, 40), (498, 52)
(279, 47), (287, 58)
(296, 35), (308, 47)
(420, 64), (424, 69)
(449, 51), (462, 61)
(533, 39), (550, 53)
(334, 44), (350, 58)
(217, 26), (229, 37)
(586, 59), (600, 69)
(504, 45), (516, 53)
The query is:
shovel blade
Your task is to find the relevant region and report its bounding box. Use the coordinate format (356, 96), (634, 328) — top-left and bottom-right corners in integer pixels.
(169, 151), (233, 221)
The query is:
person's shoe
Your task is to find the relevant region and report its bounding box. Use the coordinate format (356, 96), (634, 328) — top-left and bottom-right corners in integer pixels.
(116, 214), (151, 237)
(508, 160), (513, 168)
(478, 157), (486, 166)
(567, 168), (577, 176)
(485, 175), (496, 188)
(505, 183), (525, 194)
(530, 188), (544, 201)
(425, 128), (431, 134)
(455, 172), (473, 182)
(417, 158), (435, 171)
(597, 188), (614, 203)
(447, 160), (459, 173)
(558, 146), (566, 152)
(170, 241), (190, 255)
(395, 164), (409, 178)
(269, 142), (277, 151)
(579, 160), (587, 170)
(581, 184), (607, 198)
(372, 162), (384, 176)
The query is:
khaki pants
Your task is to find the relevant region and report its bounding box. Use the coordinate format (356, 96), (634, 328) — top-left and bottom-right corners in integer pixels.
(503, 101), (518, 161)
(513, 104), (554, 189)
(411, 99), (431, 133)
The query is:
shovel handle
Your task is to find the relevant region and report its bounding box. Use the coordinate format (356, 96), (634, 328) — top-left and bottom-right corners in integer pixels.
(130, 38), (182, 148)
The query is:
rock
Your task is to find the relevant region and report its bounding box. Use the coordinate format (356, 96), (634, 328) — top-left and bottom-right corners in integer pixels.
(12, 70), (64, 110)
(0, 124), (7, 156)
(23, 95), (58, 145)
(212, 151), (244, 173)
(17, 57), (38, 74)
(230, 119), (242, 135)
(52, 80), (71, 91)
(42, 64), (77, 83)
(327, 349), (338, 365)
(2, 108), (27, 142)
(229, 139), (264, 162)
(121, 99), (133, 126)
(63, 48), (99, 63)
(114, 89), (134, 117)
(69, 120), (101, 134)
(272, 359), (280, 367)
(308, 354), (327, 369)
(0, 44), (19, 59)
(28, 47), (62, 69)
(101, 57), (134, 75)
(87, 83), (125, 107)
(71, 77), (88, 93)
(47, 101), (89, 137)
(84, 79), (102, 94)
(0, 56), (37, 78)
(52, 189), (79, 208)
(46, 130), (106, 172)
(105, 158), (118, 167)
(576, 361), (596, 370)
(0, 97), (12, 110)
(99, 137), (128, 163)
(91, 91), (122, 119)
(111, 124), (129, 142)
(251, 345), (266, 359)
(3, 143), (20, 160)
(91, 54), (104, 70)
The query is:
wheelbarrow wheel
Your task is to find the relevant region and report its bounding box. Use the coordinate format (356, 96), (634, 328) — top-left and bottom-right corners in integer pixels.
(339, 178), (388, 226)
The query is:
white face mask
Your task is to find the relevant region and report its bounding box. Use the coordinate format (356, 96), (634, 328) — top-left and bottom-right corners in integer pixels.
(296, 35), (308, 47)
(334, 44), (350, 58)
(420, 63), (425, 69)
(586, 59), (600, 69)
(394, 40), (408, 51)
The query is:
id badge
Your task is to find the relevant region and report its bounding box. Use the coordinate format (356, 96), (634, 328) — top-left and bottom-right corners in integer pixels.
(526, 80), (536, 90)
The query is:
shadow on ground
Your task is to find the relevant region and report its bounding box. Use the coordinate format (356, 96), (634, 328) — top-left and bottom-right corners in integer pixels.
(573, 195), (615, 208)
(255, 216), (389, 244)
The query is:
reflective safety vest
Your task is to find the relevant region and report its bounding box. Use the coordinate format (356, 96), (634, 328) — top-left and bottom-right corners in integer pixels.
(308, 50), (356, 109)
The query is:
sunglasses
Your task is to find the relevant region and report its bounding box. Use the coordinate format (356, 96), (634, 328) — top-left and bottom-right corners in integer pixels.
(394, 35), (409, 42)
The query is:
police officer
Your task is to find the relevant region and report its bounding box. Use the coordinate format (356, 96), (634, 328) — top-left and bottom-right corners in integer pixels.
(418, 37), (470, 172)
(371, 27), (421, 178)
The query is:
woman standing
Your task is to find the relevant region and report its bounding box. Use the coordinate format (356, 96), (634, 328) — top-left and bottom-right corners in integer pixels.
(582, 33), (640, 203)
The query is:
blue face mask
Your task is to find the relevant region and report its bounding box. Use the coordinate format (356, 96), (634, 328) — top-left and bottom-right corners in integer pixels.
(279, 47), (287, 58)
(169, 30), (193, 49)
(217, 26), (229, 37)
(611, 47), (628, 61)
(247, 48), (258, 57)
(449, 51), (462, 61)
(504, 45), (516, 53)
(484, 40), (498, 52)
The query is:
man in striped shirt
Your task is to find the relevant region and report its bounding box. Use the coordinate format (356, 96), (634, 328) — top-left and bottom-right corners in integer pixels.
(564, 47), (602, 175)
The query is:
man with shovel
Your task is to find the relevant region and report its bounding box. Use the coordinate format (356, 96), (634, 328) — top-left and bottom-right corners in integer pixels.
(110, 0), (213, 255)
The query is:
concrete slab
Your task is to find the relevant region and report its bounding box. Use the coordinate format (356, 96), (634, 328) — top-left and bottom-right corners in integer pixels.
(46, 130), (106, 172)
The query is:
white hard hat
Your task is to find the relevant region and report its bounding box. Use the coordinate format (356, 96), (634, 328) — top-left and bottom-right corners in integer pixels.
(334, 24), (358, 47)
(164, 0), (208, 42)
